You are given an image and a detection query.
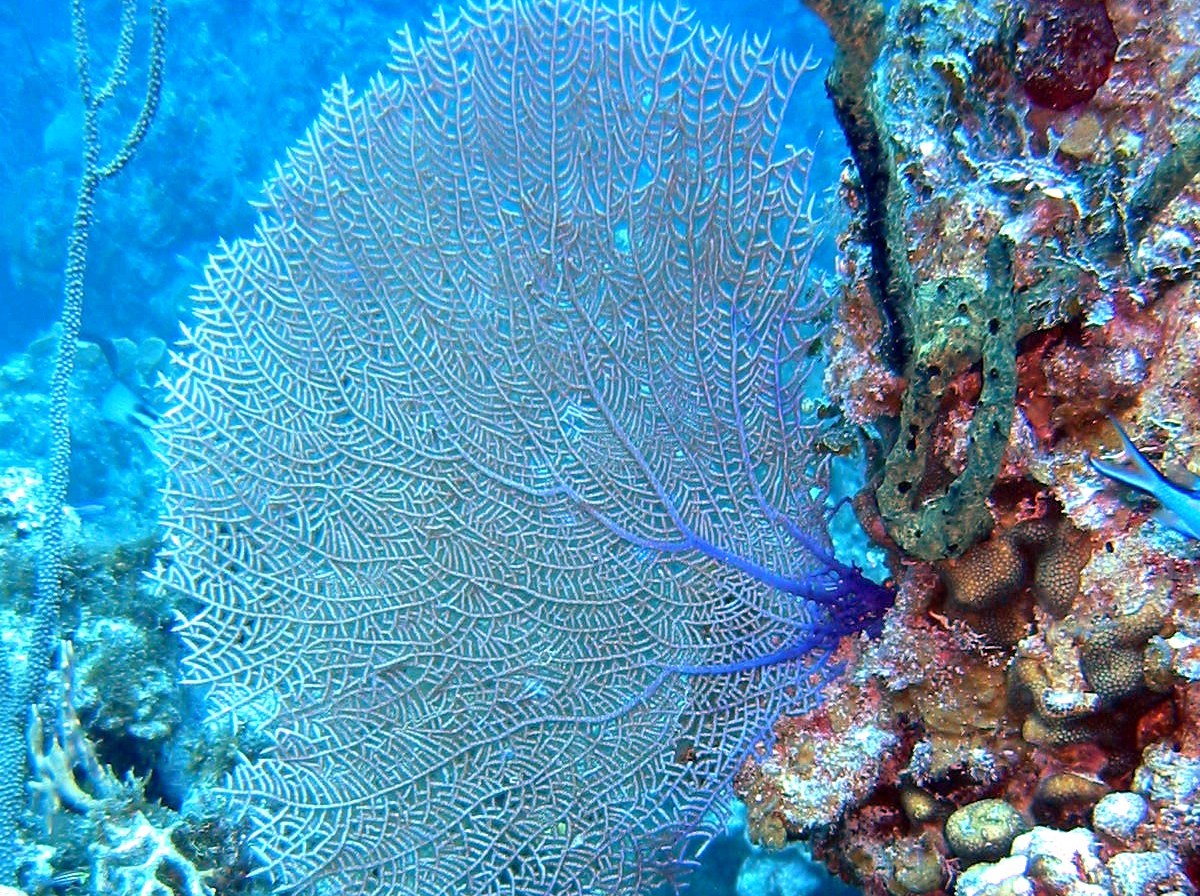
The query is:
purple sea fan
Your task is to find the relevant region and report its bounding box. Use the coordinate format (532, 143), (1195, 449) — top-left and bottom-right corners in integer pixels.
(160, 0), (890, 892)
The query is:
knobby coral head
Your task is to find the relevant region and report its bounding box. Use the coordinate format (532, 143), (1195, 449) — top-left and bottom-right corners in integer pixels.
(159, 0), (891, 892)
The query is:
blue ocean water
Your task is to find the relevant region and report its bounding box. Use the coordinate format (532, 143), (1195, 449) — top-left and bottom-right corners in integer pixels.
(0, 0), (840, 358)
(0, 0), (862, 893)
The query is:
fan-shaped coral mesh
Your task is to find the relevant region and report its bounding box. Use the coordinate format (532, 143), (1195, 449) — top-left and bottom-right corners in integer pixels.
(161, 1), (853, 892)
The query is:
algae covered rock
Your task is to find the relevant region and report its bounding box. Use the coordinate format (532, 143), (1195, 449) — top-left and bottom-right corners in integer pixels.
(1092, 792), (1148, 843)
(944, 798), (1030, 866)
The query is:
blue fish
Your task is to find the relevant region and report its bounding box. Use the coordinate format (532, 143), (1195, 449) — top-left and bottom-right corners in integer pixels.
(1090, 417), (1200, 541)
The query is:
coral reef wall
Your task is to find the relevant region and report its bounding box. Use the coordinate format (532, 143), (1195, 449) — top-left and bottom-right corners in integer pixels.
(737, 0), (1200, 894)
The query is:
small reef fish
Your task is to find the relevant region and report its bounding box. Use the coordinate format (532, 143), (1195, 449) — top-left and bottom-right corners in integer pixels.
(89, 333), (159, 444)
(1090, 417), (1200, 541)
